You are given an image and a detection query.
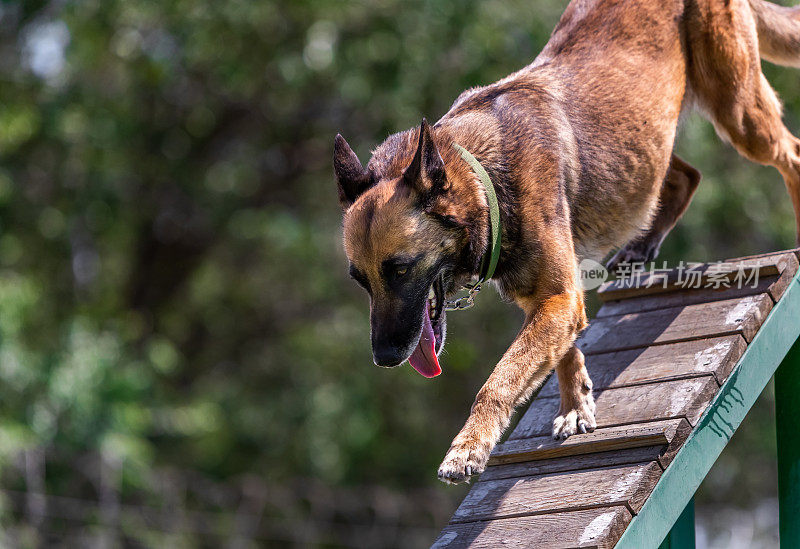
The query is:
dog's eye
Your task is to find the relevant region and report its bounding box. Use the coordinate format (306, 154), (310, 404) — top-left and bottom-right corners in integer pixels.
(382, 256), (420, 282)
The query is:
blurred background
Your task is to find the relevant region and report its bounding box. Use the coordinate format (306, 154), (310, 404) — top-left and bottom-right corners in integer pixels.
(0, 0), (797, 546)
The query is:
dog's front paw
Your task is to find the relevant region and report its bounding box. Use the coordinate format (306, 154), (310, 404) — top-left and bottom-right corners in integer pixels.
(552, 392), (597, 439)
(437, 441), (490, 484)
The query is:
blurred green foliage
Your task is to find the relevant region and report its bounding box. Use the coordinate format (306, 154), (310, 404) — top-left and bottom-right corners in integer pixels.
(0, 0), (798, 543)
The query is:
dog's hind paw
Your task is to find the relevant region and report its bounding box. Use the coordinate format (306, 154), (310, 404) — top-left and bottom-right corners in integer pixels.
(552, 392), (597, 440)
(605, 238), (661, 273)
(437, 441), (490, 484)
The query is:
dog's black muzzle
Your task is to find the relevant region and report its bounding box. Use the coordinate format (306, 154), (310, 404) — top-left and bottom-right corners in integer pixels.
(370, 299), (424, 367)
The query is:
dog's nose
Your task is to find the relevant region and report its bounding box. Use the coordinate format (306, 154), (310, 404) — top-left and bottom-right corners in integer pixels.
(372, 344), (405, 368)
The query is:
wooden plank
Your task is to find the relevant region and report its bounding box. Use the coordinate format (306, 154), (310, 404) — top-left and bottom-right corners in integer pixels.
(599, 255), (790, 301)
(434, 506), (632, 548)
(767, 253), (799, 302)
(510, 377), (718, 440)
(596, 275), (777, 318)
(598, 256), (788, 302)
(598, 252), (796, 316)
(538, 336), (746, 398)
(450, 462), (661, 523)
(490, 419), (684, 465)
(480, 446), (665, 482)
(717, 250), (797, 303)
(615, 270), (800, 548)
(577, 294), (772, 355)
(657, 418), (692, 470)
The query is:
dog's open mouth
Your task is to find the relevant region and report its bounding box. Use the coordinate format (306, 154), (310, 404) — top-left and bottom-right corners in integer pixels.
(408, 274), (446, 378)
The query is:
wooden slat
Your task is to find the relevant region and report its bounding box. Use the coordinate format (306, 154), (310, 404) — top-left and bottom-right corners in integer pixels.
(597, 253), (798, 316)
(598, 255), (789, 302)
(766, 253), (799, 302)
(490, 419), (683, 465)
(511, 377), (718, 440)
(480, 446), (665, 482)
(658, 418), (693, 470)
(450, 462), (661, 523)
(434, 506), (632, 548)
(538, 335), (746, 398)
(577, 294), (772, 355)
(596, 275), (777, 318)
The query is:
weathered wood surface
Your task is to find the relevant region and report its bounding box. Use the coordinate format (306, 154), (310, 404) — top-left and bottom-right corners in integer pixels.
(766, 254), (800, 302)
(451, 462), (661, 523)
(435, 251), (798, 548)
(596, 275), (777, 318)
(597, 253), (798, 316)
(490, 419), (684, 465)
(657, 417), (693, 470)
(511, 377), (719, 440)
(577, 294), (772, 355)
(481, 446), (665, 483)
(597, 255), (791, 302)
(614, 259), (800, 548)
(433, 506), (632, 548)
(538, 335), (745, 399)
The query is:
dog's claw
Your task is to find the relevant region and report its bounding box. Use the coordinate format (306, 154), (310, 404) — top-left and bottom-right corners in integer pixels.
(437, 441), (489, 484)
(552, 391), (597, 439)
(606, 238), (662, 273)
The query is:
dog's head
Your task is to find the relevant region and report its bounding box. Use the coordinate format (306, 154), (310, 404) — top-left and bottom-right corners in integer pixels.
(334, 120), (482, 377)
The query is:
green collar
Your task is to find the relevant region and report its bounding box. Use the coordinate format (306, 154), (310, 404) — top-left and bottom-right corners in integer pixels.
(453, 143), (501, 283)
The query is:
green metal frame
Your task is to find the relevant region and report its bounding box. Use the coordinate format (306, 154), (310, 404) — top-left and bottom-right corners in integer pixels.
(616, 270), (800, 548)
(657, 498), (695, 549)
(776, 337), (800, 547)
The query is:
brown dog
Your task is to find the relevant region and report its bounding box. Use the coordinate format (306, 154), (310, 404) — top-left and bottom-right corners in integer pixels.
(333, 0), (800, 484)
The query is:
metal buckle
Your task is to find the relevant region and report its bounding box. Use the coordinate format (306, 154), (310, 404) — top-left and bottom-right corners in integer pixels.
(444, 282), (483, 311)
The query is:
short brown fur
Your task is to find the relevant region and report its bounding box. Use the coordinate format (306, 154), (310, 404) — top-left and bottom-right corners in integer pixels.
(334, 0), (800, 484)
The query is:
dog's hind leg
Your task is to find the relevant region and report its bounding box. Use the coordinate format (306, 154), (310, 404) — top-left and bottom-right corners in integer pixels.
(749, 0), (800, 68)
(689, 0), (800, 244)
(606, 155), (702, 271)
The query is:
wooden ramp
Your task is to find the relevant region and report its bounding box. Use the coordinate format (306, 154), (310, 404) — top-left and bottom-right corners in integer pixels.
(433, 249), (800, 548)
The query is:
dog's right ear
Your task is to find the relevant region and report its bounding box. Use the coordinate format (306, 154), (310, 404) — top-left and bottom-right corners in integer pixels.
(402, 119), (447, 206)
(334, 134), (373, 210)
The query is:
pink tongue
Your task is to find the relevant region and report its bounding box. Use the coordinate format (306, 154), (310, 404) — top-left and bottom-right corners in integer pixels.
(408, 312), (441, 378)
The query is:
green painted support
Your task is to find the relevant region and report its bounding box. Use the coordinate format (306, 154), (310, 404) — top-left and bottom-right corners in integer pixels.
(776, 337), (800, 548)
(657, 498), (695, 549)
(616, 270), (800, 549)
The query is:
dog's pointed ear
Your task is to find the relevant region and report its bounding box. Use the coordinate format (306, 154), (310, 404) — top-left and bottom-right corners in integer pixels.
(402, 119), (446, 202)
(334, 134), (374, 210)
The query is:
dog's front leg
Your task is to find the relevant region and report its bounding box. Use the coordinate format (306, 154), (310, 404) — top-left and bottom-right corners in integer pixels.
(437, 289), (587, 484)
(552, 344), (596, 439)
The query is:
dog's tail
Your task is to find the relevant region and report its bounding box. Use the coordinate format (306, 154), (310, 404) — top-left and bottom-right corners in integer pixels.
(750, 0), (800, 67)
